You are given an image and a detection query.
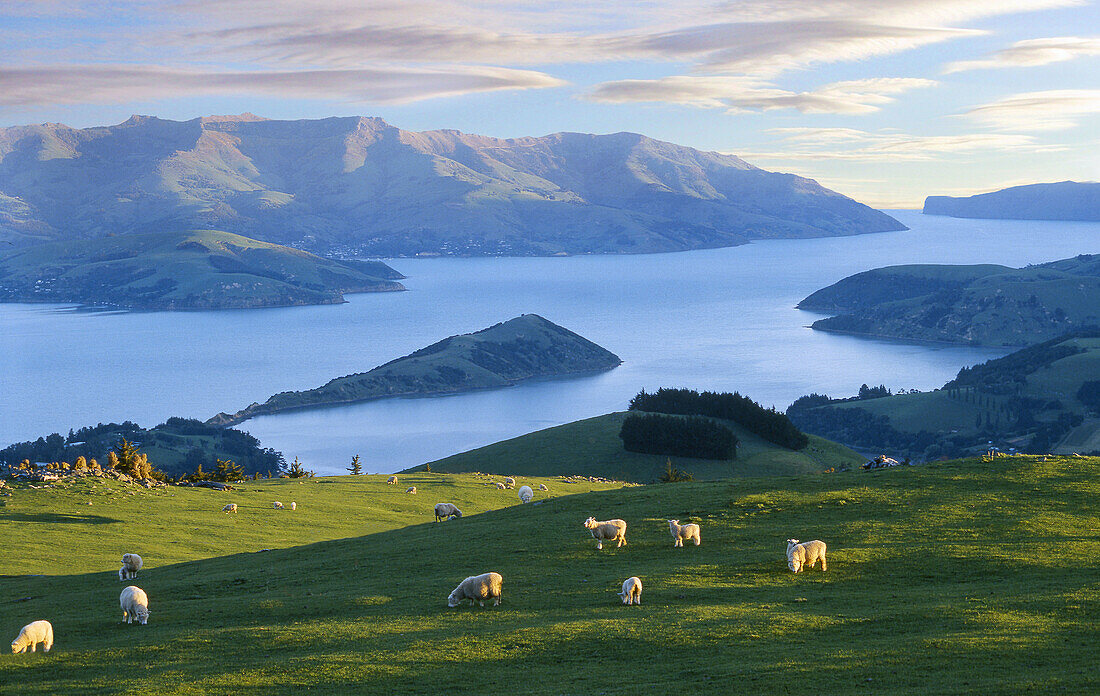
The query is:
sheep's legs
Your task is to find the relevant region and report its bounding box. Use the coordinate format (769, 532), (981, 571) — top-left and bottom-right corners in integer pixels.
(820, 557), (827, 571)
(29, 644), (36, 653)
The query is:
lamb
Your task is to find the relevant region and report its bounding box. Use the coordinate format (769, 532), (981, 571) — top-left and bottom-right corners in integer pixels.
(273, 501), (284, 510)
(387, 475), (398, 485)
(10, 620), (53, 653)
(118, 553), (143, 581)
(222, 503), (237, 513)
(434, 502), (463, 522)
(618, 577), (642, 605)
(290, 502), (296, 511)
(668, 519), (701, 547)
(447, 572), (503, 608)
(786, 539), (827, 573)
(406, 486), (417, 494)
(493, 482), (506, 489)
(518, 485), (533, 503)
(537, 483), (548, 491)
(503, 477), (516, 488)
(120, 586), (149, 625)
(583, 517), (627, 549)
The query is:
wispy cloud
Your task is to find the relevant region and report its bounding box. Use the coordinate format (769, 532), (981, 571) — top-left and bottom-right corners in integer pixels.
(944, 36), (1100, 73)
(587, 77), (935, 114)
(962, 89), (1100, 131)
(740, 126), (1057, 161)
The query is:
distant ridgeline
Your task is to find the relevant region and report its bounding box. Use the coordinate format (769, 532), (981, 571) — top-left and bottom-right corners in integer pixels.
(0, 418), (285, 479)
(209, 314), (622, 427)
(798, 254), (1100, 346)
(923, 181), (1100, 221)
(0, 230), (405, 310)
(787, 330), (1100, 460)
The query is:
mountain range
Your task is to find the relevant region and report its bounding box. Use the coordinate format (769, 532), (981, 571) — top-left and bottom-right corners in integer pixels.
(0, 114), (905, 256)
(923, 181), (1100, 221)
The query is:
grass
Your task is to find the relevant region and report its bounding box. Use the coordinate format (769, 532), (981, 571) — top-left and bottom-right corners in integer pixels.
(416, 412), (864, 481)
(4, 455), (1095, 694)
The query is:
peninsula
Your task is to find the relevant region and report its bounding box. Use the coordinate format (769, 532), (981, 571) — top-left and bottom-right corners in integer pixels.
(923, 181), (1100, 221)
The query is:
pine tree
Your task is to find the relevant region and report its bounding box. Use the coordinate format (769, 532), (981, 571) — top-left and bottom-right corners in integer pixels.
(287, 457), (311, 478)
(107, 450), (120, 470)
(347, 455), (363, 475)
(214, 458), (244, 482)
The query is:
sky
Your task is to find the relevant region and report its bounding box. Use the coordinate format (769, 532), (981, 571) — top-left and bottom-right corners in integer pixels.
(1, 0), (1098, 208)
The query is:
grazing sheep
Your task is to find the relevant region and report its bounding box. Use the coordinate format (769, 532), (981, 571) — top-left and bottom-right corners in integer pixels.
(537, 483), (548, 491)
(503, 477), (516, 488)
(434, 502), (463, 522)
(118, 553), (143, 581)
(387, 475), (398, 485)
(273, 501), (284, 510)
(618, 577), (642, 605)
(668, 519), (701, 547)
(583, 517), (627, 550)
(290, 502), (296, 511)
(405, 486), (417, 494)
(518, 485), (533, 503)
(10, 620), (53, 653)
(222, 503), (237, 513)
(120, 586), (149, 625)
(493, 482), (506, 489)
(448, 572), (503, 608)
(786, 539), (827, 573)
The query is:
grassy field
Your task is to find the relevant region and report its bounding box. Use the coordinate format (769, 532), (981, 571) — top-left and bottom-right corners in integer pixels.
(3, 455), (1096, 694)
(417, 412), (864, 481)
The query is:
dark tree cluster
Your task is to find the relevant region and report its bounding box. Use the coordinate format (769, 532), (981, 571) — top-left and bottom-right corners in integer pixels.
(1077, 381), (1100, 412)
(629, 387), (808, 450)
(619, 413), (738, 460)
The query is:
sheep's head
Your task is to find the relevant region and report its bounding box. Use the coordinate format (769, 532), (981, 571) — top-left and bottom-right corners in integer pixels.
(789, 559), (802, 573)
(618, 591), (630, 604)
(453, 510), (462, 518)
(583, 517), (597, 529)
(135, 607), (149, 625)
(447, 591), (462, 608)
(122, 553), (131, 564)
(787, 538), (800, 547)
(10, 640), (19, 653)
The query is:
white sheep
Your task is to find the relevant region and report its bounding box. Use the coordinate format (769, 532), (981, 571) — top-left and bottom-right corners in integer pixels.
(503, 477), (516, 488)
(618, 577), (642, 605)
(518, 485), (533, 503)
(537, 483), (548, 491)
(387, 476), (398, 485)
(493, 482), (505, 489)
(120, 586), (149, 625)
(118, 553), (143, 581)
(583, 517), (627, 550)
(405, 486), (417, 494)
(786, 539), (827, 573)
(222, 503), (237, 513)
(434, 502), (463, 522)
(668, 519), (701, 547)
(10, 620), (53, 653)
(447, 572), (503, 608)
(290, 502), (296, 511)
(273, 501), (284, 510)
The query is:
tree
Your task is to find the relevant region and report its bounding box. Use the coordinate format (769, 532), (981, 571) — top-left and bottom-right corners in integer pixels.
(107, 450), (120, 470)
(658, 458), (695, 483)
(286, 457), (312, 478)
(213, 458), (244, 482)
(347, 455), (363, 475)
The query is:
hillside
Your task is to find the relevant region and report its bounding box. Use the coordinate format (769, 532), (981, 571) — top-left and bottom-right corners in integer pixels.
(0, 114), (905, 255)
(923, 181), (1100, 221)
(787, 331), (1100, 459)
(414, 412), (864, 482)
(798, 255), (1100, 346)
(1, 456), (1096, 694)
(209, 314), (622, 427)
(0, 230), (404, 310)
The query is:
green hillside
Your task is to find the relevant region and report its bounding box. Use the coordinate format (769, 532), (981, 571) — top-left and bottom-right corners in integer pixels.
(1, 456), (1096, 694)
(799, 255), (1100, 346)
(211, 314), (622, 427)
(416, 412), (864, 482)
(0, 229), (405, 310)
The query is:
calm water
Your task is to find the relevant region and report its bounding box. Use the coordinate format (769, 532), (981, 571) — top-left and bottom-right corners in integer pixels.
(2, 211), (1097, 474)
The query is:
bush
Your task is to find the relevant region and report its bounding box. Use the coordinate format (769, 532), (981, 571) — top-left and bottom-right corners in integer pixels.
(630, 388), (807, 450)
(619, 413), (737, 460)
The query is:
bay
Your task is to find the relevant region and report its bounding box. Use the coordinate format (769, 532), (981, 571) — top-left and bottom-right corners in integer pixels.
(2, 211), (1097, 474)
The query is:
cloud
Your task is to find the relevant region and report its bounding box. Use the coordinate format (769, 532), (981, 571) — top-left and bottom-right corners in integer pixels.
(587, 77), (935, 114)
(943, 36), (1100, 73)
(962, 89), (1100, 130)
(0, 64), (566, 108)
(740, 126), (1056, 161)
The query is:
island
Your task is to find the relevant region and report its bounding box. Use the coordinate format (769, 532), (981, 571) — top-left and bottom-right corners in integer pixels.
(208, 314), (622, 426)
(0, 230), (405, 310)
(923, 181), (1100, 221)
(798, 255), (1100, 346)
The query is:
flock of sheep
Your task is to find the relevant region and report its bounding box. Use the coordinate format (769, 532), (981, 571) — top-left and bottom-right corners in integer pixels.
(9, 474), (828, 655)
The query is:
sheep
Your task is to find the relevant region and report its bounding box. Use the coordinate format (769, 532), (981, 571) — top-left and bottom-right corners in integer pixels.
(503, 477), (516, 489)
(518, 485), (533, 503)
(618, 577), (642, 605)
(387, 475), (398, 485)
(222, 503), (237, 513)
(118, 553), (143, 581)
(405, 486), (417, 494)
(537, 483), (548, 491)
(290, 502), (296, 511)
(120, 586), (149, 625)
(273, 501), (284, 510)
(786, 539), (827, 573)
(448, 572), (503, 608)
(493, 482), (505, 489)
(10, 620), (53, 653)
(668, 519), (701, 547)
(434, 502), (463, 522)
(583, 517), (627, 549)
